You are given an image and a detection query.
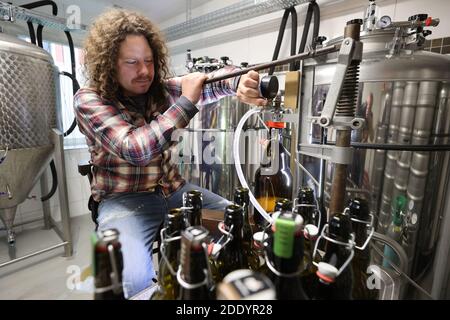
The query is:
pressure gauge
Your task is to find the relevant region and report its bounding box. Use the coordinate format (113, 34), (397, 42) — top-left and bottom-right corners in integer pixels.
(377, 15), (392, 29)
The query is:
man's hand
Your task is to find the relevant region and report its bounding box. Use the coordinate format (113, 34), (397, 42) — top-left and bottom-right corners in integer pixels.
(236, 70), (268, 106)
(181, 72), (208, 104)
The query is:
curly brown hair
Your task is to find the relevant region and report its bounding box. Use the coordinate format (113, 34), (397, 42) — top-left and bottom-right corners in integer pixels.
(83, 9), (170, 105)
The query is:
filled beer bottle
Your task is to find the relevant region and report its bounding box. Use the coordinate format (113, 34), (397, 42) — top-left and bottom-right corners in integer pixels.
(348, 198), (378, 300)
(383, 195), (406, 269)
(92, 228), (125, 300)
(183, 190), (203, 227)
(312, 213), (354, 300)
(178, 226), (214, 300)
(216, 269), (276, 300)
(266, 211), (308, 299)
(254, 123), (293, 231)
(214, 204), (260, 282)
(233, 187), (254, 249)
(296, 187), (320, 299)
(252, 231), (270, 275)
(150, 208), (185, 300)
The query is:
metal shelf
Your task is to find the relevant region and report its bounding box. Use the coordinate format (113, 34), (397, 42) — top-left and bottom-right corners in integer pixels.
(162, 0), (312, 42)
(0, 1), (87, 32)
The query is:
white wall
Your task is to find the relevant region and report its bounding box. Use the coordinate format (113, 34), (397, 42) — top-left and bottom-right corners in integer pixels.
(166, 0), (450, 74)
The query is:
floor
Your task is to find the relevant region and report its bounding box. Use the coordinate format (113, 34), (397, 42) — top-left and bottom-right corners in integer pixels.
(0, 215), (95, 300)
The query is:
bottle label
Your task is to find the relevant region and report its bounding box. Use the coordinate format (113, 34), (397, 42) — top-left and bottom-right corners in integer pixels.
(274, 218), (295, 258)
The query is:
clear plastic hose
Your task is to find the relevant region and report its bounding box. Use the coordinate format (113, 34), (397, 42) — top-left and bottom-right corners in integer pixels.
(233, 107), (273, 225)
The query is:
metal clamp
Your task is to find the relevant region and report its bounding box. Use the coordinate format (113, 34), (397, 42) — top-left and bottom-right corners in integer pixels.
(312, 224), (355, 277)
(310, 37), (364, 129)
(344, 207), (375, 251)
(159, 227), (182, 277)
(297, 143), (354, 165)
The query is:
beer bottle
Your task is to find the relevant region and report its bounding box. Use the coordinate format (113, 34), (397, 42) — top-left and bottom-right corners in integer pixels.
(312, 213), (354, 300)
(216, 269), (276, 300)
(214, 205), (260, 282)
(233, 187), (254, 248)
(266, 211), (308, 299)
(383, 195), (406, 269)
(254, 123), (293, 230)
(296, 188), (320, 299)
(252, 231), (270, 275)
(184, 190), (203, 227)
(178, 226), (214, 300)
(150, 208), (184, 300)
(92, 228), (125, 300)
(348, 198), (378, 300)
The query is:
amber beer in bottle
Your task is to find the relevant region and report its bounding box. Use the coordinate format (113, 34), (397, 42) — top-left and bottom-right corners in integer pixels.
(92, 229), (125, 300)
(254, 123), (293, 230)
(214, 205), (260, 281)
(178, 226), (214, 300)
(184, 190), (203, 227)
(150, 208), (185, 300)
(267, 211), (307, 299)
(313, 213), (354, 300)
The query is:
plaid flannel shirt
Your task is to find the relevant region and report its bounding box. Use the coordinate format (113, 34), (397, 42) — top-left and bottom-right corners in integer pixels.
(74, 67), (240, 202)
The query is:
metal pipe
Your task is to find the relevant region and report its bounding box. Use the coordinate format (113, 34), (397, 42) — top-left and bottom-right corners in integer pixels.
(328, 19), (361, 216)
(203, 44), (339, 85)
(0, 242), (67, 268)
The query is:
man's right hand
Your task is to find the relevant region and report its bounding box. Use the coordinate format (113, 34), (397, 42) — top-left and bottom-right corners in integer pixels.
(181, 72), (208, 105)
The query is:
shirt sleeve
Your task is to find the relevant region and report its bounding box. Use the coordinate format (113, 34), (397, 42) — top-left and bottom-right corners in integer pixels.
(73, 89), (198, 166)
(165, 65), (241, 107)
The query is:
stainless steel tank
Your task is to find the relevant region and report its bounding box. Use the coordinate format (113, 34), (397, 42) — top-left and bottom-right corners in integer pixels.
(0, 32), (61, 251)
(298, 26), (450, 297)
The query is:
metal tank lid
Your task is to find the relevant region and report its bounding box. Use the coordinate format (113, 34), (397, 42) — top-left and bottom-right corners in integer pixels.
(316, 28), (450, 82)
(0, 32), (54, 64)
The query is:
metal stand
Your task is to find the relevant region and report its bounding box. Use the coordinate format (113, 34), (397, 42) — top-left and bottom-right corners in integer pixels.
(0, 129), (72, 268)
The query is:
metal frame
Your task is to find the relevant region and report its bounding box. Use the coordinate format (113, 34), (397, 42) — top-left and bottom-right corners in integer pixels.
(0, 129), (72, 268)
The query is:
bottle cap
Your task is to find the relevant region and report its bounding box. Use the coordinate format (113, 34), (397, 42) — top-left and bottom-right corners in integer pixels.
(304, 224), (319, 240)
(316, 262), (338, 283)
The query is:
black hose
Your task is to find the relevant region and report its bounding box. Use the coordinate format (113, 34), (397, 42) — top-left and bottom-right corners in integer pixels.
(64, 31), (78, 95)
(21, 1), (58, 15)
(311, 1), (321, 49)
(26, 22), (36, 45)
(60, 71), (80, 137)
(269, 9), (290, 75)
(340, 142), (450, 151)
(295, 2), (314, 70)
(41, 160), (58, 202)
(289, 7), (298, 71)
(37, 24), (44, 47)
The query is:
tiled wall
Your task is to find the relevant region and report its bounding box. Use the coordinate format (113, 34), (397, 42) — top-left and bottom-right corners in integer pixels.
(424, 37), (450, 54)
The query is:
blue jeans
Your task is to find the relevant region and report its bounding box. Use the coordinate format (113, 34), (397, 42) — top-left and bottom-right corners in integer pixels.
(96, 183), (231, 298)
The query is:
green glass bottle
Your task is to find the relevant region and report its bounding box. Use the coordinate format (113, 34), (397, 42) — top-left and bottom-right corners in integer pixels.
(178, 226), (214, 300)
(348, 198), (378, 300)
(383, 195), (406, 269)
(150, 208), (184, 300)
(312, 213), (354, 300)
(267, 211), (308, 299)
(184, 190), (203, 227)
(214, 204), (260, 282)
(92, 229), (126, 300)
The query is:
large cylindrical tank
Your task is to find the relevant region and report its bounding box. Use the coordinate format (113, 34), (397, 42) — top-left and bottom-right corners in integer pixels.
(0, 32), (61, 240)
(298, 27), (450, 294)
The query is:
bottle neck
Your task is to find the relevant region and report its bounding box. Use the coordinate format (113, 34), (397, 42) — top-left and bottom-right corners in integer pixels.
(186, 208), (202, 227)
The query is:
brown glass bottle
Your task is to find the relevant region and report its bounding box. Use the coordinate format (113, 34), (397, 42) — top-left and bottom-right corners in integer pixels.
(254, 125), (293, 231)
(184, 190), (203, 227)
(214, 205), (260, 282)
(348, 198), (378, 300)
(178, 226), (214, 300)
(312, 213), (354, 300)
(92, 229), (125, 300)
(150, 208), (185, 300)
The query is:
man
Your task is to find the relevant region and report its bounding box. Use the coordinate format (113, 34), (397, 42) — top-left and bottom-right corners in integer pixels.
(74, 9), (267, 298)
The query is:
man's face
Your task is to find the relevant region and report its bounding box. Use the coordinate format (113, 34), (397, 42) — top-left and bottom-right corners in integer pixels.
(117, 34), (154, 96)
